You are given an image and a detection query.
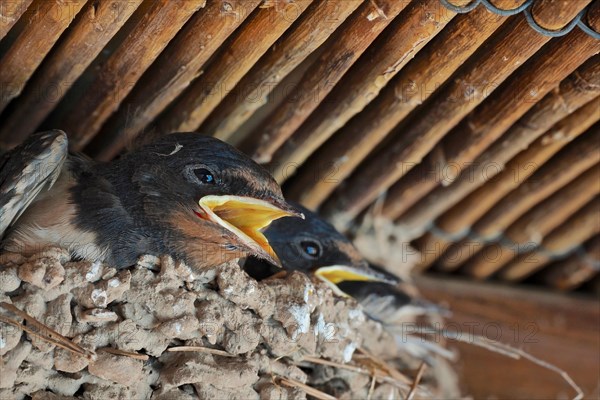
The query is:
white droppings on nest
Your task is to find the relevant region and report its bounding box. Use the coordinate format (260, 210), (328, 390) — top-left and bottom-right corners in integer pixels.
(343, 342), (357, 363)
(91, 288), (108, 308)
(85, 261), (102, 282)
(289, 304), (311, 338)
(108, 277), (120, 287)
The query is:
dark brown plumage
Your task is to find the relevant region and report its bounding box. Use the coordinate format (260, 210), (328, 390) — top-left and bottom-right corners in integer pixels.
(1, 130), (300, 270)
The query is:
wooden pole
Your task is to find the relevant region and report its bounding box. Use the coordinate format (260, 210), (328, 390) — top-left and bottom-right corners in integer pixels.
(540, 236), (600, 292)
(387, 57), (600, 229)
(235, 0), (413, 161)
(439, 128), (600, 271)
(460, 165), (600, 279)
(382, 47), (600, 225)
(0, 0), (33, 40)
(0, 0), (86, 116)
(319, 1), (595, 229)
(59, 0), (205, 150)
(201, 0), (364, 142)
(0, 0), (142, 148)
(284, 1), (517, 209)
(417, 99), (600, 272)
(266, 0), (460, 182)
(82, 0), (262, 160)
(499, 197), (600, 282)
(151, 0), (315, 142)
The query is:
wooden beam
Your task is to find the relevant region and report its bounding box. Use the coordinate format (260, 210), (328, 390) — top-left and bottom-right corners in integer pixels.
(152, 0), (315, 142)
(539, 236), (600, 291)
(285, 1), (514, 209)
(62, 0), (205, 150)
(201, 0), (363, 142)
(438, 127), (600, 270)
(414, 98), (600, 272)
(0, 0), (33, 40)
(414, 275), (600, 399)
(461, 164), (600, 279)
(237, 0), (413, 161)
(392, 58), (600, 234)
(0, 0), (86, 116)
(0, 0), (142, 148)
(499, 197), (600, 282)
(86, 0), (263, 160)
(320, 1), (595, 229)
(267, 0), (458, 182)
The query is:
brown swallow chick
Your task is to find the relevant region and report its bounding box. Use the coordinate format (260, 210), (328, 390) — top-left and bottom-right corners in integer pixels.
(0, 130), (300, 270)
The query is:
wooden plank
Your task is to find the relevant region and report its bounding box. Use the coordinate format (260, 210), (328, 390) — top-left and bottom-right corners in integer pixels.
(0, 0), (86, 116)
(387, 58), (600, 231)
(540, 236), (600, 291)
(266, 0), (457, 182)
(236, 0), (413, 161)
(380, 45), (600, 225)
(414, 99), (600, 272)
(0, 0), (142, 149)
(0, 0), (33, 40)
(201, 0), (364, 142)
(438, 127), (600, 271)
(61, 0), (205, 150)
(319, 1), (594, 229)
(499, 197), (600, 281)
(461, 165), (600, 279)
(285, 2), (513, 209)
(85, 0), (263, 160)
(414, 275), (600, 399)
(151, 0), (315, 142)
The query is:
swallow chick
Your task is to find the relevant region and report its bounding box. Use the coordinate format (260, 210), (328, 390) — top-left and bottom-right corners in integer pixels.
(243, 203), (398, 295)
(0, 130), (300, 270)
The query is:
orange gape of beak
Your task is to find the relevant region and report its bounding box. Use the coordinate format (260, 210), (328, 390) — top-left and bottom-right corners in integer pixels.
(198, 195), (298, 266)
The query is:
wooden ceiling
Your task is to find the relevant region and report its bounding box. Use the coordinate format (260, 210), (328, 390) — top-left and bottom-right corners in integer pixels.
(0, 0), (598, 293)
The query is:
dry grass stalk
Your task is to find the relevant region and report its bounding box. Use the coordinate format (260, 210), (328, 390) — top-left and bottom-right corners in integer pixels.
(277, 376), (337, 400)
(406, 362), (426, 400)
(0, 302), (95, 360)
(98, 347), (150, 361)
(165, 345), (234, 357)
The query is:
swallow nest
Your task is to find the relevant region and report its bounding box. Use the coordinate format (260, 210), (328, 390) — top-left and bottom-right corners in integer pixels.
(0, 248), (456, 399)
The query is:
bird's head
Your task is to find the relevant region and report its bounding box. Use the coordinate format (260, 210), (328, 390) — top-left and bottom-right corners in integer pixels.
(120, 133), (302, 266)
(259, 203), (397, 296)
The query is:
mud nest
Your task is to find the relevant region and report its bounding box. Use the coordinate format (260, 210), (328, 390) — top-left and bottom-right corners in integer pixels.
(0, 248), (456, 399)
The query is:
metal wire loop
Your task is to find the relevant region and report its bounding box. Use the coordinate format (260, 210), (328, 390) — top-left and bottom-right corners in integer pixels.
(439, 0), (482, 14)
(480, 0), (534, 16)
(523, 7), (585, 37)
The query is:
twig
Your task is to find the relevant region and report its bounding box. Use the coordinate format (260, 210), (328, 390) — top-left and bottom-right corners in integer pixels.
(165, 345), (234, 357)
(0, 302), (95, 360)
(367, 372), (377, 400)
(406, 362), (427, 400)
(356, 347), (412, 385)
(98, 347), (149, 361)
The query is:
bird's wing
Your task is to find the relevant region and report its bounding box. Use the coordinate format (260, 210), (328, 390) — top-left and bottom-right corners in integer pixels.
(0, 130), (68, 237)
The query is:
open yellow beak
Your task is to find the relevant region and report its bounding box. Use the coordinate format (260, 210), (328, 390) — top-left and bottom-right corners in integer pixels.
(198, 195), (301, 265)
(314, 265), (393, 297)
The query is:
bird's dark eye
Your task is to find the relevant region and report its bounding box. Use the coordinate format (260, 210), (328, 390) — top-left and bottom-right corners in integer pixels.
(193, 168), (215, 184)
(300, 240), (321, 258)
